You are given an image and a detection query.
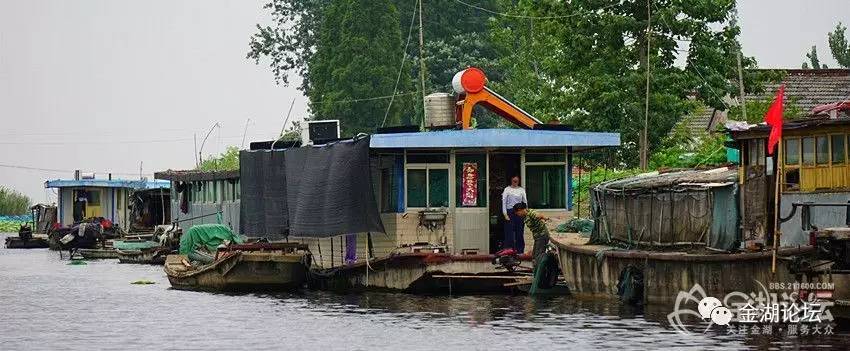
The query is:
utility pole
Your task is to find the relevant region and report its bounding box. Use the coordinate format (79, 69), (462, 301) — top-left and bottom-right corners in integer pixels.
(417, 0), (427, 130)
(641, 0), (652, 170)
(733, 7), (747, 122)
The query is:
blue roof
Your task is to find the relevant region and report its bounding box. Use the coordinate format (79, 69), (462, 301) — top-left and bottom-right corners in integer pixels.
(44, 178), (170, 190)
(370, 129), (620, 149)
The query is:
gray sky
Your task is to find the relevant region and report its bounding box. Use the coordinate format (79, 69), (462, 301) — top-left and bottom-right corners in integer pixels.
(1, 0), (848, 202)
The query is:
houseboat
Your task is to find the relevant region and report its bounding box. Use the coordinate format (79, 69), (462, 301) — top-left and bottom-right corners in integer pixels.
(44, 173), (170, 252)
(239, 68), (621, 294)
(153, 169), (240, 233)
(45, 173), (170, 233)
(554, 101), (850, 308)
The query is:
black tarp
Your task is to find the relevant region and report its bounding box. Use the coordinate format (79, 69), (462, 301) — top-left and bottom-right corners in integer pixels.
(239, 137), (385, 238)
(239, 149), (289, 238)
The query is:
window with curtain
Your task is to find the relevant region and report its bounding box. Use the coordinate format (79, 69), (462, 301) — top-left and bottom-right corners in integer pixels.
(802, 137), (815, 165)
(406, 168), (449, 208)
(816, 136), (829, 165)
(526, 165), (566, 209)
(832, 134), (846, 164)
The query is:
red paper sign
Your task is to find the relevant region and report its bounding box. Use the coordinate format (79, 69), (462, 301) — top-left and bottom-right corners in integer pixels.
(461, 162), (478, 206)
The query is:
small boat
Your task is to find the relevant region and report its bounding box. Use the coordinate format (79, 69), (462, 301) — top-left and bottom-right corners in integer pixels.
(5, 235), (50, 249)
(5, 224), (50, 249)
(164, 224), (310, 291)
(115, 225), (181, 265)
(78, 248), (119, 259)
(117, 247), (171, 264)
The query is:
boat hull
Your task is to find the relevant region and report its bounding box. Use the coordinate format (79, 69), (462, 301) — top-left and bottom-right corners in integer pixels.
(4, 236), (50, 249)
(309, 253), (535, 294)
(550, 235), (844, 305)
(78, 248), (119, 259)
(117, 248), (170, 265)
(165, 252), (309, 292)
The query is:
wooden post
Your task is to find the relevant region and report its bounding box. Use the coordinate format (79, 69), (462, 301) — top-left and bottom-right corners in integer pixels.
(771, 138), (783, 273)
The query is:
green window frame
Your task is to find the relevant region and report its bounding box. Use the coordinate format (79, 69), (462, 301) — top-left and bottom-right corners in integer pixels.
(406, 167), (449, 209)
(525, 165), (566, 209)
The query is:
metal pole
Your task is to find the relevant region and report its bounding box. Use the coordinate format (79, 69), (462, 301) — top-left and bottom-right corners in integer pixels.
(241, 118), (251, 149)
(417, 0), (427, 130)
(194, 133), (198, 167)
(641, 0), (652, 170)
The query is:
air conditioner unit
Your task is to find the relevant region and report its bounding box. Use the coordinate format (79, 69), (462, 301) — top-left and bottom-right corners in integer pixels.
(301, 120), (340, 145)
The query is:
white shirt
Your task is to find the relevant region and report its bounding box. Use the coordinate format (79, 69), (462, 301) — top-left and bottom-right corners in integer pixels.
(502, 186), (527, 215)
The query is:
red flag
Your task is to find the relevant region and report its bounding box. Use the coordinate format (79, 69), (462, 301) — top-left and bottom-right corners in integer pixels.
(764, 84), (785, 155)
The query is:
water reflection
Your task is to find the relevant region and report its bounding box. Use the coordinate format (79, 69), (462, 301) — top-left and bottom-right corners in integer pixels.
(1, 233), (847, 350)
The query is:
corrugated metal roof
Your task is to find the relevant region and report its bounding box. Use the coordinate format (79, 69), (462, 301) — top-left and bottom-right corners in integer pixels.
(44, 178), (170, 189)
(154, 169), (239, 182)
(369, 129), (620, 149)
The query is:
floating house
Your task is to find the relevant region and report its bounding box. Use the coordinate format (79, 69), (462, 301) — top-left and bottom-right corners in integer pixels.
(728, 104), (850, 246)
(45, 174), (170, 232)
(154, 170), (240, 232)
(554, 103), (850, 306)
(238, 68), (621, 293)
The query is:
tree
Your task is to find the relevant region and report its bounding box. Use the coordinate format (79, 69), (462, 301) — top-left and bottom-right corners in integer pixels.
(198, 146), (240, 171)
(490, 0), (768, 167)
(306, 0), (417, 136)
(0, 186), (31, 216)
(802, 45), (826, 69)
(248, 0), (501, 131)
(828, 22), (850, 68)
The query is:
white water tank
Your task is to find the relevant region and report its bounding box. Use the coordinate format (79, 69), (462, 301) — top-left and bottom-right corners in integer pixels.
(424, 93), (456, 129)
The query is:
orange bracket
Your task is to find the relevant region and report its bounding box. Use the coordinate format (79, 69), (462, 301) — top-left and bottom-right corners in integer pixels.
(456, 87), (541, 130)
(452, 68), (541, 130)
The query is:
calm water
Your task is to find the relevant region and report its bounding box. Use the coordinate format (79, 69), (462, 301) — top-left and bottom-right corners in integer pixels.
(1, 233), (847, 351)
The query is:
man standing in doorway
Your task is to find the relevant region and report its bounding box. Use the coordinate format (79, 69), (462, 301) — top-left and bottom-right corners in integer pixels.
(502, 175), (527, 252)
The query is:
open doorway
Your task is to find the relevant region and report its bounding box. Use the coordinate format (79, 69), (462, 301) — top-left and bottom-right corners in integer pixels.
(488, 152), (521, 253)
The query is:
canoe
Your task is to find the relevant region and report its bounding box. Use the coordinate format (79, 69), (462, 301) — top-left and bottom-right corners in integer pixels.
(117, 247), (171, 265)
(164, 242), (310, 292)
(78, 248), (119, 259)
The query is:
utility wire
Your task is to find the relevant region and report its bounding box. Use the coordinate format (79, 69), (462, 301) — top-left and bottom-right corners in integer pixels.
(382, 0), (420, 128)
(311, 91), (417, 105)
(452, 0), (622, 20)
(0, 163), (153, 177)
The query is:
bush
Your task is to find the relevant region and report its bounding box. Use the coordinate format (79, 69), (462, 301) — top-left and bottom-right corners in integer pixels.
(0, 186), (30, 216)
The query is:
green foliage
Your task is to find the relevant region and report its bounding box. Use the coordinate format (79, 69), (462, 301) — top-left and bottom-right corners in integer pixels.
(248, 0), (500, 133)
(648, 125), (727, 169)
(828, 22), (850, 68)
(198, 146), (240, 171)
(490, 0), (767, 167)
(727, 96), (804, 124)
(308, 0), (414, 135)
(803, 45), (826, 69)
(0, 186), (31, 216)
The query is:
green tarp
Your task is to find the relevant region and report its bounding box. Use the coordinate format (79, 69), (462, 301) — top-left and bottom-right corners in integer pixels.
(178, 224), (243, 255)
